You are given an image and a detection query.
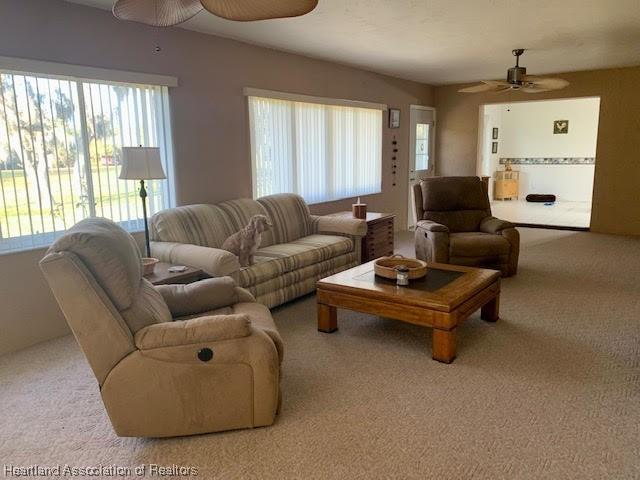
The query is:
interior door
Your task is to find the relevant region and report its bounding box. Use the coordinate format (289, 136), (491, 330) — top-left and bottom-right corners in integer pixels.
(408, 105), (436, 228)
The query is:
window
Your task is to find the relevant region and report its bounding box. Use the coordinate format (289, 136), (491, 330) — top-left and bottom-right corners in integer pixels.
(248, 92), (382, 204)
(0, 67), (174, 253)
(415, 123), (430, 171)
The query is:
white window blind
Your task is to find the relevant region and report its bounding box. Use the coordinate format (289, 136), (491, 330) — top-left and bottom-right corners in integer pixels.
(0, 70), (174, 253)
(248, 95), (382, 204)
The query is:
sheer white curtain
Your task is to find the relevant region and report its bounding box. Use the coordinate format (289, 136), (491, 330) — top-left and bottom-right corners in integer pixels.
(249, 96), (382, 204)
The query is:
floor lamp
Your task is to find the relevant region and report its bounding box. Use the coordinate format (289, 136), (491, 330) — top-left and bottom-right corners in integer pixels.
(119, 146), (166, 257)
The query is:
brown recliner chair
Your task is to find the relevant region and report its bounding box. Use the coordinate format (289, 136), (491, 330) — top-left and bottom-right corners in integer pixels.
(413, 176), (519, 276)
(40, 218), (283, 438)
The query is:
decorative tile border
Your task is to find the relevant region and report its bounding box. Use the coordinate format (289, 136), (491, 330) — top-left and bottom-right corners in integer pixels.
(499, 157), (595, 165)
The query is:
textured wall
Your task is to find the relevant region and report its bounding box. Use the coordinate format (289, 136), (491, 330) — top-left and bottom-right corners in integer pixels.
(490, 98), (600, 158)
(0, 0), (433, 355)
(434, 66), (640, 235)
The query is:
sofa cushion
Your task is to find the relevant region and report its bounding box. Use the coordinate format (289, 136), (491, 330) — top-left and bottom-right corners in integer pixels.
(150, 204), (234, 247)
(257, 194), (311, 244)
(248, 251), (357, 300)
(238, 234), (353, 286)
(150, 199), (270, 248)
(48, 217), (142, 310)
(120, 279), (172, 333)
(449, 232), (511, 258)
(250, 253), (358, 309)
(421, 176), (490, 212)
(216, 198), (276, 247)
(423, 210), (489, 233)
(420, 176), (491, 232)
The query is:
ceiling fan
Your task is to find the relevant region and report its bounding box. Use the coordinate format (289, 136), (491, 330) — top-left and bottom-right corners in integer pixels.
(112, 0), (319, 26)
(459, 49), (569, 94)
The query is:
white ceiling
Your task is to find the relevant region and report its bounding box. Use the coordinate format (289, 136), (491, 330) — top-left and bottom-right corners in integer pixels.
(65, 0), (640, 85)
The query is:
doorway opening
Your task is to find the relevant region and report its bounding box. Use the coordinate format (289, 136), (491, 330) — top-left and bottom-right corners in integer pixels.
(408, 105), (435, 229)
(478, 97), (600, 229)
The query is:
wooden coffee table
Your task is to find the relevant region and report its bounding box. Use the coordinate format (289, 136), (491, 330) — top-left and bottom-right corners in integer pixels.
(316, 261), (501, 363)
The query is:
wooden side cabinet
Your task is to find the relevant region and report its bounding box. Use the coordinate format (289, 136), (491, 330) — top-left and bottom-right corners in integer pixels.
(327, 211), (395, 263)
(494, 170), (519, 200)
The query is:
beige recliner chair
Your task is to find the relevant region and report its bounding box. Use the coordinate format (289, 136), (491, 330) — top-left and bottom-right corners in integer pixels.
(39, 218), (283, 438)
(414, 176), (519, 276)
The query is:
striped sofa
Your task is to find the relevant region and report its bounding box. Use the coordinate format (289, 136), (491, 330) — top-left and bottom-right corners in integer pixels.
(149, 194), (367, 308)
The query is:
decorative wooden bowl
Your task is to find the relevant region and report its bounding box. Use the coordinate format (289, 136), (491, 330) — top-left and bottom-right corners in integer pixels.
(374, 255), (428, 280)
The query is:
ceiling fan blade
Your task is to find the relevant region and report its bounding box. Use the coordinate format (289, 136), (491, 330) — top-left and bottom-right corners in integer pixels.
(458, 80), (509, 93)
(113, 0), (203, 27)
(485, 80), (512, 86)
(459, 84), (498, 93)
(113, 0), (202, 27)
(520, 87), (551, 93)
(200, 0), (318, 21)
(523, 76), (570, 90)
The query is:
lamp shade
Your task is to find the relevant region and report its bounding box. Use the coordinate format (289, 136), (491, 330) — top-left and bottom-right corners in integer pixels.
(119, 147), (166, 180)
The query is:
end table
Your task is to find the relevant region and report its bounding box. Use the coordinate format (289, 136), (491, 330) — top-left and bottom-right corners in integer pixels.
(145, 262), (206, 286)
(327, 211), (395, 262)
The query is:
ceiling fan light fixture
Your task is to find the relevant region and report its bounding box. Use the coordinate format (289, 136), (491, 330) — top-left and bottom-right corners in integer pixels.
(507, 66), (527, 84)
(506, 48), (527, 84)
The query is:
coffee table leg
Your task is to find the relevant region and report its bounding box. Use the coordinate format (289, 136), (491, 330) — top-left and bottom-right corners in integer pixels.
(481, 293), (500, 322)
(432, 328), (456, 363)
(318, 303), (337, 333)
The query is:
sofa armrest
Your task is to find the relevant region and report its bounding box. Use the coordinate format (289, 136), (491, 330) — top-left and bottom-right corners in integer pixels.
(156, 277), (240, 317)
(235, 287), (256, 304)
(134, 314), (251, 350)
(480, 216), (514, 234)
(310, 215), (367, 237)
(150, 241), (240, 277)
(415, 219), (449, 233)
(414, 221), (450, 263)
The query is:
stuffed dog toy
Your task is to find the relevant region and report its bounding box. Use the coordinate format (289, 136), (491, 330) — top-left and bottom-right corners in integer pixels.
(221, 214), (272, 267)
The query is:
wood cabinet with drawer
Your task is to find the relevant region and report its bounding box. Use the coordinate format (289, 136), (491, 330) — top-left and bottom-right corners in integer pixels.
(326, 211), (395, 263)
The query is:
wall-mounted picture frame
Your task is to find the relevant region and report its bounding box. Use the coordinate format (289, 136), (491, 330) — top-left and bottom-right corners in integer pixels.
(389, 108), (400, 129)
(492, 127), (499, 139)
(554, 120), (569, 134)
(491, 142), (498, 154)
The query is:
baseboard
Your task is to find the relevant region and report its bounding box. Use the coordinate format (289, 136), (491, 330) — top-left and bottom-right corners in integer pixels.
(411, 223), (589, 232)
(514, 222), (590, 232)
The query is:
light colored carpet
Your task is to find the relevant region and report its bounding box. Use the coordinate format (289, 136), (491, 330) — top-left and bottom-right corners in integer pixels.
(1, 228), (639, 479)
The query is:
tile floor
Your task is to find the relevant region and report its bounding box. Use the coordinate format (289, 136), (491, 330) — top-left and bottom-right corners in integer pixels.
(490, 200), (591, 228)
